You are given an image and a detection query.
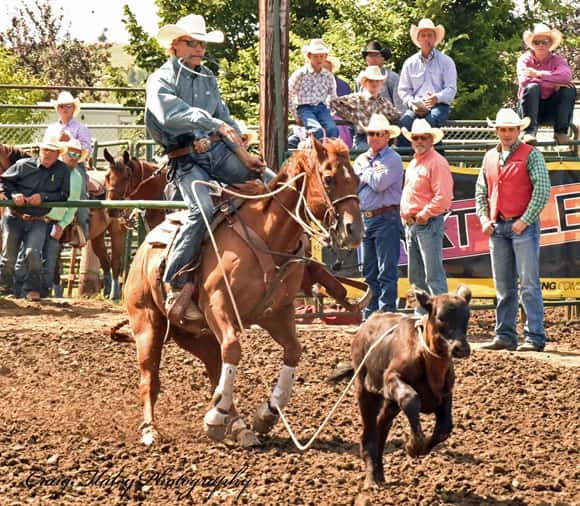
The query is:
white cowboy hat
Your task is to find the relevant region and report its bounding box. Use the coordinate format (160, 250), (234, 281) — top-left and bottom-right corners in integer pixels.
(39, 134), (65, 152)
(486, 108), (531, 131)
(410, 19), (445, 48)
(50, 91), (81, 117)
(325, 55), (341, 73)
(364, 113), (401, 137)
(60, 137), (89, 162)
(236, 120), (259, 146)
(301, 38), (330, 55)
(157, 14), (224, 49)
(360, 65), (387, 86)
(402, 118), (444, 144)
(523, 23), (562, 52)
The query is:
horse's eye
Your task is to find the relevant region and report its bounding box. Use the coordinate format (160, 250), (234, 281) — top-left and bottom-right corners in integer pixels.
(324, 175), (334, 187)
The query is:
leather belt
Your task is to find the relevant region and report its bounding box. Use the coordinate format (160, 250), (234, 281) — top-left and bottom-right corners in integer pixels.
(167, 134), (221, 159)
(362, 205), (399, 218)
(9, 209), (53, 223)
(498, 213), (521, 221)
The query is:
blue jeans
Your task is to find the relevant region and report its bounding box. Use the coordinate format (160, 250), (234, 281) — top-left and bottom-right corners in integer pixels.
(297, 103), (338, 139)
(163, 141), (259, 288)
(405, 214), (448, 301)
(0, 213), (47, 294)
(362, 209), (401, 319)
(519, 84), (577, 135)
(397, 103), (450, 147)
(490, 220), (545, 348)
(76, 162), (90, 239)
(353, 133), (369, 153)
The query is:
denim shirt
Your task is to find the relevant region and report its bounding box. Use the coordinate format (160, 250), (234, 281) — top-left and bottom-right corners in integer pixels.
(145, 57), (239, 151)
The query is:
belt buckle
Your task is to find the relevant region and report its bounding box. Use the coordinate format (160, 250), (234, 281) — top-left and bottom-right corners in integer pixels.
(364, 211), (373, 218)
(192, 137), (211, 154)
(405, 217), (416, 225)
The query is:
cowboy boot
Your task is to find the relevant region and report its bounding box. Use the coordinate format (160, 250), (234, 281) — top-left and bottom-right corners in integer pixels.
(165, 282), (203, 321)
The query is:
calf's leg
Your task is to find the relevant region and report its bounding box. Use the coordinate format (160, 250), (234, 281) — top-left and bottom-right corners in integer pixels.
(426, 395), (453, 453)
(356, 379), (384, 489)
(375, 400), (401, 478)
(385, 373), (427, 457)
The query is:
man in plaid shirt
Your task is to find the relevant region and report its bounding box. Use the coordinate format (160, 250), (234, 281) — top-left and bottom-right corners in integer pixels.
(331, 66), (400, 152)
(475, 108), (551, 352)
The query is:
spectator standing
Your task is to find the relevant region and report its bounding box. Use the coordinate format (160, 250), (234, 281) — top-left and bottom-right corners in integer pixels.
(398, 19), (457, 146)
(353, 114), (403, 318)
(517, 23), (576, 146)
(476, 108), (550, 352)
(0, 135), (70, 300)
(288, 39), (338, 140)
(400, 119), (453, 305)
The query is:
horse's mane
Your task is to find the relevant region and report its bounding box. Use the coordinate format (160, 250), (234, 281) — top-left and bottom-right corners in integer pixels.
(0, 144), (31, 167)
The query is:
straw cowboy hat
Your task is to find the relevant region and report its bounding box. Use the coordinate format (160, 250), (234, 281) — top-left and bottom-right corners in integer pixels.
(325, 55), (341, 73)
(410, 19), (445, 48)
(301, 39), (330, 55)
(364, 113), (401, 137)
(51, 91), (81, 117)
(486, 108), (531, 131)
(523, 23), (562, 52)
(236, 120), (259, 146)
(402, 118), (444, 144)
(61, 137), (90, 162)
(39, 134), (65, 152)
(360, 65), (387, 86)
(361, 41), (392, 60)
(157, 14), (224, 49)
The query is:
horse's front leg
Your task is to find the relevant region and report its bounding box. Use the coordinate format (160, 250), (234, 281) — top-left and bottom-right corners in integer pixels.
(253, 305), (302, 435)
(90, 233), (111, 297)
(108, 219), (125, 300)
(202, 292), (260, 447)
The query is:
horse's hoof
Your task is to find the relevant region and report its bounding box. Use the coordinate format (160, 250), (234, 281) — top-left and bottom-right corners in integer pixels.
(236, 428), (261, 448)
(204, 423), (228, 442)
(139, 422), (159, 446)
(252, 401), (279, 435)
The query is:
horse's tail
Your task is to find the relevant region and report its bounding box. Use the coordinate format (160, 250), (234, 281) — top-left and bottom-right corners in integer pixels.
(110, 319), (133, 342)
(327, 361), (354, 383)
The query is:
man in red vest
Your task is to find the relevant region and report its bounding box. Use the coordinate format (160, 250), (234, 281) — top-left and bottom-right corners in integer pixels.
(475, 108), (550, 352)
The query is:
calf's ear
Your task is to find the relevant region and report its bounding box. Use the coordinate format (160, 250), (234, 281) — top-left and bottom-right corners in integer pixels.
(456, 285), (472, 304)
(414, 289), (432, 313)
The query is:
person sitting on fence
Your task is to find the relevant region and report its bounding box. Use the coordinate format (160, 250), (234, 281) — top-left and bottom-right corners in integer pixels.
(45, 91), (92, 240)
(0, 134), (70, 301)
(322, 55), (353, 149)
(356, 40), (404, 113)
(476, 108), (550, 352)
(517, 23), (576, 146)
(398, 19), (457, 147)
(288, 38), (338, 141)
(145, 14), (267, 321)
(331, 65), (401, 152)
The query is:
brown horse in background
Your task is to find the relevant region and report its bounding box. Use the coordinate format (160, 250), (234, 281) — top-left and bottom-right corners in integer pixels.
(122, 138), (363, 447)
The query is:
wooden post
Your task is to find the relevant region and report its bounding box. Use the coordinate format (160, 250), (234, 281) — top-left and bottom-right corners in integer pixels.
(259, 0), (290, 172)
(66, 247), (79, 298)
(78, 240), (101, 296)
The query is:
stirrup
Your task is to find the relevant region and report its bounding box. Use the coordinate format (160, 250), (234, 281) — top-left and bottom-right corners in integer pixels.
(165, 283), (202, 321)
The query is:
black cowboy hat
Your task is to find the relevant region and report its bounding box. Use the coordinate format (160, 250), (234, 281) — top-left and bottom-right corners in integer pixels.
(361, 40), (392, 60)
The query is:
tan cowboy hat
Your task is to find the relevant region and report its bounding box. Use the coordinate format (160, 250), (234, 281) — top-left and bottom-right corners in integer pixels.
(410, 18), (445, 48)
(402, 118), (444, 144)
(301, 38), (330, 55)
(325, 55), (341, 73)
(236, 120), (259, 146)
(50, 91), (81, 117)
(364, 113), (401, 137)
(360, 65), (387, 87)
(39, 134), (65, 152)
(60, 137), (90, 162)
(486, 108), (531, 131)
(157, 14), (224, 49)
(523, 23), (562, 52)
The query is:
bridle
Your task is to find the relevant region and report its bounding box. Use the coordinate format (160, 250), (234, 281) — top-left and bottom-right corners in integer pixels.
(105, 157), (165, 200)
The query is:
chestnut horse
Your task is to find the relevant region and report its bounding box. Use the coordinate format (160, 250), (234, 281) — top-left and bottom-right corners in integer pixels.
(97, 149), (167, 299)
(123, 138), (363, 447)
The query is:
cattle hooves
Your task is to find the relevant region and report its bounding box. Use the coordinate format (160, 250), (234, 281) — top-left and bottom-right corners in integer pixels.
(204, 423), (228, 442)
(252, 401), (279, 435)
(362, 477), (381, 491)
(139, 422), (159, 446)
(405, 439), (427, 458)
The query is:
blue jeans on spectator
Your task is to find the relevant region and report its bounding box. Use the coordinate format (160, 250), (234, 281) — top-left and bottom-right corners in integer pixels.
(519, 84), (577, 136)
(0, 213), (47, 295)
(353, 133), (369, 153)
(76, 162), (90, 239)
(397, 103), (450, 148)
(405, 214), (448, 308)
(489, 219), (545, 348)
(297, 103), (338, 140)
(362, 209), (401, 319)
(163, 141), (263, 289)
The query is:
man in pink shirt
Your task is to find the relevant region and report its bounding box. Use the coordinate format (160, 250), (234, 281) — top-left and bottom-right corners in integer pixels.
(517, 23), (576, 146)
(400, 119), (453, 303)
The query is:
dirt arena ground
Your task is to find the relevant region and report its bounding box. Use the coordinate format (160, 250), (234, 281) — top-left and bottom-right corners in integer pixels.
(0, 298), (578, 505)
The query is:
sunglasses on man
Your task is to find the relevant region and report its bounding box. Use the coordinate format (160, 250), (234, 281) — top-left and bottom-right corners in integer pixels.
(58, 104), (75, 109)
(531, 39), (551, 46)
(180, 38), (206, 49)
(411, 135), (432, 142)
(67, 151), (82, 159)
(367, 131), (388, 138)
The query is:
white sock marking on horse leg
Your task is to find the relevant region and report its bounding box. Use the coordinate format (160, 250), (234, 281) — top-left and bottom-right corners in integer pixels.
(269, 365), (296, 409)
(204, 363), (237, 426)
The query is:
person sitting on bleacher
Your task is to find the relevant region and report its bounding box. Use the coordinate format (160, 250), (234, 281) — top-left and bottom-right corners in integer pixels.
(517, 23), (576, 146)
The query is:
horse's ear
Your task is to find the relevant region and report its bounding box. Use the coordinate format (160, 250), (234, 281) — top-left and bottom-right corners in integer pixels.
(103, 148), (114, 164)
(123, 151), (131, 164)
(310, 135), (327, 163)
